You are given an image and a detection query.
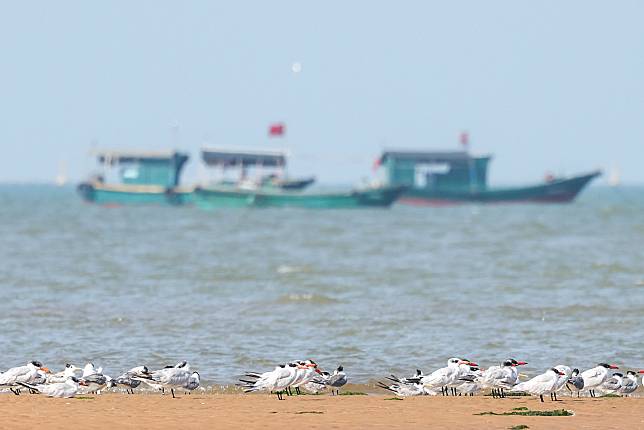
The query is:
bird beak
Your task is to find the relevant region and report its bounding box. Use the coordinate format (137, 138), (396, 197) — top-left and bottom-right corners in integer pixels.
(516, 361), (528, 366)
(79, 380), (88, 386)
(467, 362), (478, 367)
(609, 365), (619, 369)
(40, 367), (51, 373)
(638, 370), (644, 374)
(315, 368), (322, 374)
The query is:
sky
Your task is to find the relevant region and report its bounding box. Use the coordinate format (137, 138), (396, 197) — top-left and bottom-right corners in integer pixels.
(1, 0), (643, 185)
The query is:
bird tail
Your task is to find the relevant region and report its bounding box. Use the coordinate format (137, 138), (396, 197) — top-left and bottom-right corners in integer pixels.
(16, 382), (38, 392)
(376, 382), (397, 393)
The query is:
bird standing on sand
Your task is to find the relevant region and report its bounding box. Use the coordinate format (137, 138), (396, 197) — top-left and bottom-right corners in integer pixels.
(420, 358), (474, 396)
(510, 367), (564, 402)
(113, 366), (152, 394)
(478, 358), (528, 399)
(325, 366), (348, 396)
(134, 361), (193, 398)
(581, 363), (619, 397)
(566, 368), (584, 397)
(551, 365), (572, 401)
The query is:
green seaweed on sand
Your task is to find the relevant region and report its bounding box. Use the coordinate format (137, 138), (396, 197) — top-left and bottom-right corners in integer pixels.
(484, 392), (529, 397)
(295, 411), (324, 415)
(75, 396), (95, 400)
(509, 425), (529, 430)
(600, 393), (621, 398)
(384, 397), (403, 401)
(512, 407), (529, 411)
(475, 409), (573, 417)
(338, 391), (367, 396)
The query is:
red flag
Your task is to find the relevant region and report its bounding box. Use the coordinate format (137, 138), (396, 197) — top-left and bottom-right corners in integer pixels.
(269, 123), (285, 137)
(372, 157), (382, 171)
(460, 131), (469, 148)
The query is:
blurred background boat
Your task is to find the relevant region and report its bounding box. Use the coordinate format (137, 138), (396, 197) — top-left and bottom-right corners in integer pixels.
(196, 147), (404, 208)
(77, 150), (191, 205)
(376, 149), (600, 205)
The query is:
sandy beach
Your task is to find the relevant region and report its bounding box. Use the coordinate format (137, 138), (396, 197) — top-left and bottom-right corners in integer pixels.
(1, 392), (641, 430)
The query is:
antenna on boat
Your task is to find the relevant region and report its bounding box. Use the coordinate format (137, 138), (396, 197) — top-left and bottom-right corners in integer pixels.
(170, 120), (180, 149)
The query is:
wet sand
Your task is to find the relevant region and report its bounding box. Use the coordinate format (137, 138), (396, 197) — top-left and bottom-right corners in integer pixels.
(1, 393), (642, 430)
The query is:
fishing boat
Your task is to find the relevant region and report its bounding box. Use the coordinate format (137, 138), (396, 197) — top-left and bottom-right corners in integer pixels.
(200, 147), (315, 191)
(77, 150), (191, 205)
(195, 147), (404, 208)
(376, 150), (601, 205)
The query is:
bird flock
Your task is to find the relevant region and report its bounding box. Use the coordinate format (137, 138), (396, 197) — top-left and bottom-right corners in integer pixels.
(378, 358), (644, 402)
(0, 360), (199, 398)
(1, 357), (642, 401)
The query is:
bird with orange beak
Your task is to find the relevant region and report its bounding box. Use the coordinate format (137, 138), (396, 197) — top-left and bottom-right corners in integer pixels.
(0, 361), (50, 395)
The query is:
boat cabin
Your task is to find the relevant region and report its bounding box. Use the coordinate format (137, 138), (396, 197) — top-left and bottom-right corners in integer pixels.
(94, 150), (189, 187)
(378, 150), (492, 190)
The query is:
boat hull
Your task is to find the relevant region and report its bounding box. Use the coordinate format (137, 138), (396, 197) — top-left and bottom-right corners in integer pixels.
(400, 171), (601, 205)
(77, 183), (192, 206)
(193, 185), (405, 209)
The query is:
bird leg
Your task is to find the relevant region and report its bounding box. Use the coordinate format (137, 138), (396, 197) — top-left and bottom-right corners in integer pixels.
(9, 388), (19, 396)
(553, 392), (558, 401)
(295, 387), (301, 395)
(171, 388), (175, 398)
(539, 394), (544, 402)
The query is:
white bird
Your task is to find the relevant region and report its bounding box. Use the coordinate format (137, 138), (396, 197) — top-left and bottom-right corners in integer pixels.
(290, 360), (322, 395)
(17, 376), (87, 398)
(477, 359), (528, 398)
(47, 364), (82, 384)
(420, 358), (474, 396)
(377, 380), (427, 397)
(323, 366), (348, 396)
(581, 363), (619, 397)
(600, 372), (623, 394)
(113, 366), (152, 394)
(0, 361), (50, 395)
(79, 363), (108, 394)
(456, 366), (483, 396)
(240, 363), (299, 400)
(618, 371), (640, 396)
(551, 365), (572, 401)
(302, 371), (330, 394)
(134, 361), (193, 398)
(184, 371), (200, 393)
(511, 367), (565, 402)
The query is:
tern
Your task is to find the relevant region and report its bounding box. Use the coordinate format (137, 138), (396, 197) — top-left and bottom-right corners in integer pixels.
(134, 361), (193, 398)
(0, 361), (50, 396)
(566, 368), (584, 397)
(551, 365), (572, 401)
(239, 363), (299, 400)
(290, 360), (322, 395)
(420, 358), (474, 396)
(581, 363), (619, 397)
(477, 359), (527, 399)
(18, 376), (87, 398)
(600, 372), (623, 394)
(618, 371), (640, 396)
(114, 366), (152, 394)
(511, 367), (565, 402)
(303, 371), (330, 394)
(47, 364), (82, 384)
(184, 371), (200, 393)
(324, 366), (348, 396)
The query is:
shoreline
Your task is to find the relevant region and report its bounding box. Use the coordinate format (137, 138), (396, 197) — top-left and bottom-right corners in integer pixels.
(1, 392), (642, 429)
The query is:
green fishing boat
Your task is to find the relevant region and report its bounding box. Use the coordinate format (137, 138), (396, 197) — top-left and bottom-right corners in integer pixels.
(193, 184), (404, 209)
(77, 150), (191, 205)
(377, 150), (600, 205)
(196, 147), (404, 208)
